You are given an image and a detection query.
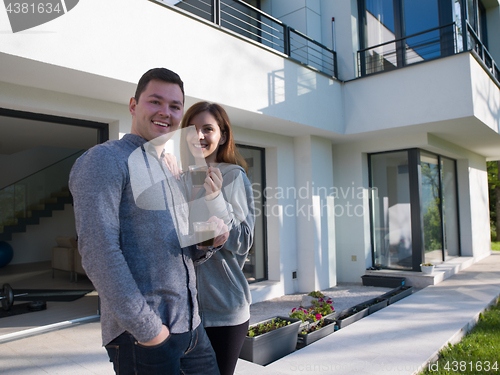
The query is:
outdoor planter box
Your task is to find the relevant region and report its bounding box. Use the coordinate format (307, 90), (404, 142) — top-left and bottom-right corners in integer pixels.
(239, 316), (301, 366)
(361, 275), (406, 288)
(335, 306), (369, 329)
(355, 297), (388, 315)
(296, 319), (336, 349)
(379, 286), (413, 305)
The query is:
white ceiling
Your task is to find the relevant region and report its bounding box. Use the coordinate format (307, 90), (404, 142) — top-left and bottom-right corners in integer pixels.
(0, 115), (99, 155)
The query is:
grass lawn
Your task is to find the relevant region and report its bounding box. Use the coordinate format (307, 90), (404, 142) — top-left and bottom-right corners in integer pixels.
(492, 241), (500, 251)
(419, 300), (500, 374)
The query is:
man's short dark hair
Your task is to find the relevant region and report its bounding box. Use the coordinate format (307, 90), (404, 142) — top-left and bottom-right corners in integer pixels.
(134, 68), (185, 103)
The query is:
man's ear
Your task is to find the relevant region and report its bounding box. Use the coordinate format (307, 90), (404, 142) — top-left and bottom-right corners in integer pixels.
(129, 97), (137, 116)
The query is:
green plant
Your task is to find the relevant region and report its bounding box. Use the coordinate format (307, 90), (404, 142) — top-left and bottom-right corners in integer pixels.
(300, 319), (333, 335)
(421, 263), (434, 266)
(419, 300), (500, 374)
(311, 297), (334, 317)
(247, 318), (291, 338)
(308, 291), (325, 298)
(289, 307), (313, 322)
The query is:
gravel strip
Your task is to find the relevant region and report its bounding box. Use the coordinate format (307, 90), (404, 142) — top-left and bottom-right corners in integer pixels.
(249, 283), (395, 324)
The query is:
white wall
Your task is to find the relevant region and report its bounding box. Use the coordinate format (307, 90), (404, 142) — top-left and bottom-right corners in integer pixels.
(321, 0), (359, 81)
(0, 0), (342, 135)
(293, 135), (336, 292)
(9, 203), (76, 265)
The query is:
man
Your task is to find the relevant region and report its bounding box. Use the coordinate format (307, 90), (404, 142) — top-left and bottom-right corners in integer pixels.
(69, 68), (226, 375)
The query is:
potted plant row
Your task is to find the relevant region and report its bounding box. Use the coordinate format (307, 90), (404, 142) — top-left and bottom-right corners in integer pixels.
(239, 316), (301, 366)
(289, 291), (338, 348)
(379, 285), (413, 305)
(335, 305), (369, 329)
(355, 297), (388, 315)
(296, 318), (337, 349)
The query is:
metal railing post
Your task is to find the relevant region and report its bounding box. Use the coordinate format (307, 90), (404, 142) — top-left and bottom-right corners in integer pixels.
(212, 0), (221, 25)
(283, 25), (290, 56)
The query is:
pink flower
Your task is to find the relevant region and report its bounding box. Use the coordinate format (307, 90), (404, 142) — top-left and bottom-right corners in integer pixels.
(316, 314), (322, 320)
(318, 298), (324, 302)
(292, 308), (296, 312)
(327, 300), (333, 304)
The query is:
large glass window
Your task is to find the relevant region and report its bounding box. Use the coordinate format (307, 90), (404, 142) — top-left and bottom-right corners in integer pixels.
(421, 152), (443, 264)
(359, 0), (456, 75)
(442, 157), (460, 259)
(369, 149), (460, 271)
(237, 145), (267, 283)
(370, 151), (413, 270)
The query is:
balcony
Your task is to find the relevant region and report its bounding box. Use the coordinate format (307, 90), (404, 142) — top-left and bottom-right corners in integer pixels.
(357, 21), (499, 88)
(151, 0), (337, 78)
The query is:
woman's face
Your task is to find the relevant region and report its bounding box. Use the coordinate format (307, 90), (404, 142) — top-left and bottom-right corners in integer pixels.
(186, 111), (226, 164)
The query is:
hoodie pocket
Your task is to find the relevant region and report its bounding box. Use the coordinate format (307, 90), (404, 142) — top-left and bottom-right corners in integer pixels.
(197, 258), (248, 313)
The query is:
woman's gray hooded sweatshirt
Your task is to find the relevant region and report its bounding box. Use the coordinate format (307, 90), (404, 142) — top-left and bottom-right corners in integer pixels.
(187, 163), (255, 327)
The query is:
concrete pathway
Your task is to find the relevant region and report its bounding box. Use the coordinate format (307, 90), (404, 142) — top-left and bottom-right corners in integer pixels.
(235, 252), (500, 375)
(1, 253), (499, 375)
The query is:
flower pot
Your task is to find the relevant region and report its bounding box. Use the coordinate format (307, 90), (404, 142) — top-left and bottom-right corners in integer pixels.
(361, 275), (406, 287)
(296, 319), (336, 349)
(300, 295), (315, 307)
(336, 306), (369, 329)
(356, 297), (388, 315)
(420, 264), (435, 274)
(379, 286), (413, 305)
(239, 316), (301, 366)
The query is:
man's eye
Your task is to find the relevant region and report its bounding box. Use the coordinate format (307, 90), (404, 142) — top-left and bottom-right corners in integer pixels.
(151, 100), (160, 105)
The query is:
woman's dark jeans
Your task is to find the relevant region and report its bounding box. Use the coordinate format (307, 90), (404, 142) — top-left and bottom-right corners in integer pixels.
(105, 324), (220, 375)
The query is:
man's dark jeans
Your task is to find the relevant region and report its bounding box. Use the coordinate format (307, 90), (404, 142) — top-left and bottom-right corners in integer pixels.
(105, 324), (220, 375)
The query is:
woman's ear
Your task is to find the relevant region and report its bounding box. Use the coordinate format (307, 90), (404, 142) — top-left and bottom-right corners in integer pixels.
(219, 132), (227, 145)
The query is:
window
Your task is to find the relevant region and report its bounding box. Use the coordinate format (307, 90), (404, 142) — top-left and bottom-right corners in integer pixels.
(369, 149), (460, 271)
(467, 0), (488, 47)
(236, 145), (267, 282)
(359, 0), (456, 75)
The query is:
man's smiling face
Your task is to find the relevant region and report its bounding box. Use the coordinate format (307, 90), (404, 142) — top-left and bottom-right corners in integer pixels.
(129, 80), (184, 142)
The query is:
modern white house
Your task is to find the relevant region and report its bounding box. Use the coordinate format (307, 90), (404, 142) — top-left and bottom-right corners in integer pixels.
(0, 0), (499, 308)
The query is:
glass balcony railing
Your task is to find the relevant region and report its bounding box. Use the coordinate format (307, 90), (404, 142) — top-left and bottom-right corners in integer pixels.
(358, 23), (458, 76)
(151, 0), (337, 78)
(358, 21), (499, 87)
(466, 22), (500, 85)
(0, 151), (84, 235)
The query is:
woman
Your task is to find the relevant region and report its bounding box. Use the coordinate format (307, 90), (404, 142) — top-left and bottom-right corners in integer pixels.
(178, 102), (255, 375)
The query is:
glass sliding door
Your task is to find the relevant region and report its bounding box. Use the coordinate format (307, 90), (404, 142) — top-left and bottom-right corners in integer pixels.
(370, 149), (460, 271)
(370, 151), (413, 270)
(236, 145), (267, 282)
(420, 152), (443, 265)
(441, 157), (460, 259)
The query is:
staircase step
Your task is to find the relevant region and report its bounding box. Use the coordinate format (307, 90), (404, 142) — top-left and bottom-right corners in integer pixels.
(28, 204), (45, 211)
(17, 216), (40, 226)
(51, 191), (70, 198)
(3, 223), (26, 235)
(0, 233), (12, 241)
(40, 198), (58, 204)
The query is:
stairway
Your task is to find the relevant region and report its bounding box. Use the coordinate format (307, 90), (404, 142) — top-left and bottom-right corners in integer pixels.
(0, 187), (73, 242)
